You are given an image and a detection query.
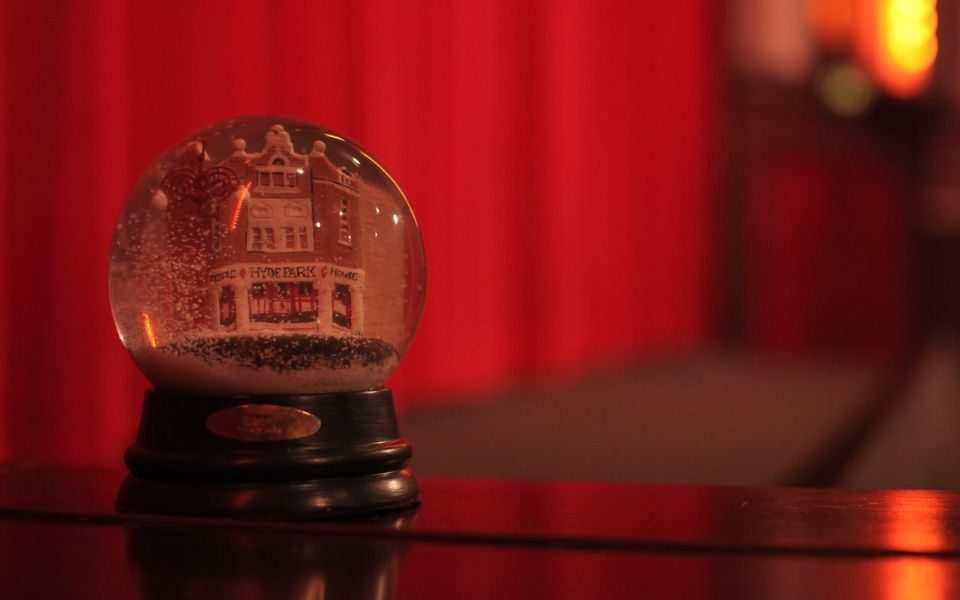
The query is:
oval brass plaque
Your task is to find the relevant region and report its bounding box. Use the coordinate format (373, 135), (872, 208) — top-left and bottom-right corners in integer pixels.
(206, 404), (321, 442)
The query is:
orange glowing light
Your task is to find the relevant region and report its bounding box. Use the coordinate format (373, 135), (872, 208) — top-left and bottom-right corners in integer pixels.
(229, 181), (252, 231)
(879, 490), (949, 598)
(873, 0), (938, 97)
(809, 0), (857, 51)
(142, 313), (157, 348)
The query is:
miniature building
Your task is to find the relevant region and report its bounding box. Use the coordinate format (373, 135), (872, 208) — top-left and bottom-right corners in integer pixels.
(202, 125), (371, 338)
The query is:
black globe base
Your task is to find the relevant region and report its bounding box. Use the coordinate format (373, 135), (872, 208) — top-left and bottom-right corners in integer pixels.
(116, 470), (419, 520)
(116, 388), (419, 520)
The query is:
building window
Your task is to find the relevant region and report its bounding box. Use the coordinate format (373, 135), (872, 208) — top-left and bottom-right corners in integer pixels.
(338, 196), (351, 246)
(295, 282), (319, 322)
(211, 218), (221, 252)
(249, 283), (270, 322)
(248, 199), (313, 253)
(256, 161), (299, 190)
(219, 286), (236, 328)
(332, 284), (352, 329)
(248, 281), (318, 324)
(273, 283), (292, 319)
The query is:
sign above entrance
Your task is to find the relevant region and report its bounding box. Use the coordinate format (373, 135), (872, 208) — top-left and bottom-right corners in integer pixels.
(209, 262), (364, 285)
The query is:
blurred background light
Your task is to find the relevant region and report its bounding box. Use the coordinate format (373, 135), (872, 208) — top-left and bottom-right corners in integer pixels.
(818, 62), (876, 117)
(877, 0), (938, 97)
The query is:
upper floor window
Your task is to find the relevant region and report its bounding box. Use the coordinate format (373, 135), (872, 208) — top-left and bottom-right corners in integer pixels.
(256, 157), (300, 191)
(298, 225), (309, 249)
(247, 199), (314, 253)
(338, 196), (351, 246)
(211, 218), (222, 252)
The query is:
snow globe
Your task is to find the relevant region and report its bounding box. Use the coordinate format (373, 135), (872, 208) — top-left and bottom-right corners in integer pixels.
(110, 116), (425, 518)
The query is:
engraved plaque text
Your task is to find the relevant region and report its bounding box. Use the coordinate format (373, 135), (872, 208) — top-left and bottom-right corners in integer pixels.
(206, 404), (321, 441)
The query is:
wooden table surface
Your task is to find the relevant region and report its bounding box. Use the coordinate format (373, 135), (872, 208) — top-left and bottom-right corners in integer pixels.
(2, 464), (959, 599)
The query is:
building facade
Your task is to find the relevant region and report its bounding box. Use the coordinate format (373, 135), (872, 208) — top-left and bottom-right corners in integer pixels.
(204, 125), (368, 337)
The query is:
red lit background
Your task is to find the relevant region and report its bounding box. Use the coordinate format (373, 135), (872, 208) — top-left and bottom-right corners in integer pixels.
(0, 0), (719, 465)
(0, 0), (946, 477)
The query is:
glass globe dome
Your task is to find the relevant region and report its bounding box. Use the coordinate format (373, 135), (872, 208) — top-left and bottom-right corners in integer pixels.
(109, 116), (426, 395)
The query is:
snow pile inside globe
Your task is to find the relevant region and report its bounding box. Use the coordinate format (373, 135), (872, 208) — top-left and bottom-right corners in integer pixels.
(109, 117), (426, 394)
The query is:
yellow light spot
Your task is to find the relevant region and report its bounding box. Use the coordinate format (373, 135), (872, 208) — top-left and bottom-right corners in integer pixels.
(819, 63), (875, 117)
(876, 0), (938, 97)
(142, 313), (157, 348)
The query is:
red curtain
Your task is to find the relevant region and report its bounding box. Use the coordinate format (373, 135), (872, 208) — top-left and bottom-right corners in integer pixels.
(0, 0), (720, 466)
(746, 155), (909, 356)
